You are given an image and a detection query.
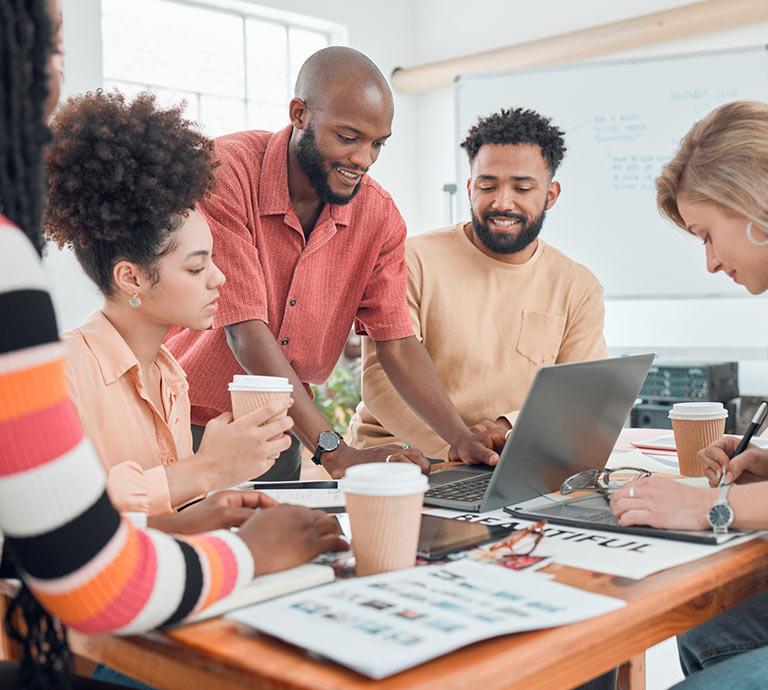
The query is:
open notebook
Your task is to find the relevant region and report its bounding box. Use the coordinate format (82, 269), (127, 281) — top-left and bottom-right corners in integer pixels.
(182, 563), (335, 625)
(239, 480), (346, 511)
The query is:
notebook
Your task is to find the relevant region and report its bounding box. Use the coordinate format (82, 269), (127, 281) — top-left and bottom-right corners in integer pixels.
(181, 563), (335, 625)
(239, 480), (346, 511)
(632, 434), (768, 452)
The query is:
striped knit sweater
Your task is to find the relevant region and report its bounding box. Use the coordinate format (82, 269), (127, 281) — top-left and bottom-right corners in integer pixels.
(0, 218), (254, 633)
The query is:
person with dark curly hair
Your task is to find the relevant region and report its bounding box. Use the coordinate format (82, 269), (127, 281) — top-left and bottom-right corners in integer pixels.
(44, 90), (303, 517)
(349, 107), (608, 465)
(165, 46), (501, 482)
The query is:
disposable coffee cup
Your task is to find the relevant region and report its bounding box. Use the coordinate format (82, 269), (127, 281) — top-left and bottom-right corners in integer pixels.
(669, 402), (728, 477)
(339, 463), (428, 576)
(228, 375), (293, 459)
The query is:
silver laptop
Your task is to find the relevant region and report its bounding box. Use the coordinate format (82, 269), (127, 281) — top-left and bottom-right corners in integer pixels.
(424, 354), (654, 513)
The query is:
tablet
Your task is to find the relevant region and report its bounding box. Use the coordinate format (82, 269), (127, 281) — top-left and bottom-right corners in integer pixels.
(417, 514), (514, 560)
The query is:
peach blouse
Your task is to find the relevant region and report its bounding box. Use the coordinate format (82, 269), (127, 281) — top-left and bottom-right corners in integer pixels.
(62, 310), (193, 514)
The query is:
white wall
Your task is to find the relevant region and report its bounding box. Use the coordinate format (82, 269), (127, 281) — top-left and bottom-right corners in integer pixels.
(53, 0), (419, 329)
(405, 0), (768, 394)
(54, 0), (768, 393)
(410, 0), (768, 233)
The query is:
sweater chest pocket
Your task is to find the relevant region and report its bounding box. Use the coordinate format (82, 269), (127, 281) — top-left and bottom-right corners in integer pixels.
(515, 310), (566, 366)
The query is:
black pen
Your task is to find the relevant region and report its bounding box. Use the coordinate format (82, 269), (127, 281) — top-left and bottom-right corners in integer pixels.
(719, 400), (768, 486)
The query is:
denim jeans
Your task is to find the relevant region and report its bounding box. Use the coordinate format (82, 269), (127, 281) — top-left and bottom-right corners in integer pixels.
(672, 588), (768, 688)
(92, 664), (156, 689)
(580, 669), (616, 690)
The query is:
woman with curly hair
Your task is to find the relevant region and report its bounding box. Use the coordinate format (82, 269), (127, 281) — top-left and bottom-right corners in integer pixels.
(0, 3), (346, 688)
(45, 90), (290, 518)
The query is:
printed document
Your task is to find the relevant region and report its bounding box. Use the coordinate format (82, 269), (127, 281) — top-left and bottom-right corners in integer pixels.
(230, 560), (624, 679)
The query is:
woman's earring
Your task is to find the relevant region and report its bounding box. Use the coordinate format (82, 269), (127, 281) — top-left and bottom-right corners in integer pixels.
(746, 221), (768, 246)
(128, 293), (142, 308)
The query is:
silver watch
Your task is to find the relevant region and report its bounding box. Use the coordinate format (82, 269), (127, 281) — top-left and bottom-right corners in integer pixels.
(707, 484), (735, 535)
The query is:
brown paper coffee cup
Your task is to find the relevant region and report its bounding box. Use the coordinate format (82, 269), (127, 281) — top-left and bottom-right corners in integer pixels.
(672, 417), (726, 477)
(228, 376), (293, 460)
(345, 491), (425, 576)
(230, 389), (289, 421)
(339, 463), (428, 577)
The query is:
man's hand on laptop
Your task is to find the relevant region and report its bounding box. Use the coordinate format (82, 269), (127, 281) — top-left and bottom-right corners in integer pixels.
(468, 418), (512, 454)
(448, 431), (500, 466)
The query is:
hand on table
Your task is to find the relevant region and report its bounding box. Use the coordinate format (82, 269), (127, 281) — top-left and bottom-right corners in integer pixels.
(698, 436), (768, 487)
(238, 504), (349, 576)
(610, 476), (716, 530)
(322, 443), (430, 478)
(148, 490), (277, 535)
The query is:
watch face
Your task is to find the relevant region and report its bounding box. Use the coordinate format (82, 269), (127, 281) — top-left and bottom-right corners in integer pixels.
(318, 431), (341, 452)
(708, 504), (733, 528)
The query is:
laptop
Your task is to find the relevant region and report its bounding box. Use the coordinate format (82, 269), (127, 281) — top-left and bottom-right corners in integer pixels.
(424, 354), (654, 513)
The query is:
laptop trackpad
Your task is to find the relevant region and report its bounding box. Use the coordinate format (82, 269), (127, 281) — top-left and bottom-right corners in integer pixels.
(428, 465), (492, 487)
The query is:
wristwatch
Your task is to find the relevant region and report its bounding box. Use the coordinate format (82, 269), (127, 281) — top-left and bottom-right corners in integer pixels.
(707, 484), (735, 535)
(311, 430), (343, 465)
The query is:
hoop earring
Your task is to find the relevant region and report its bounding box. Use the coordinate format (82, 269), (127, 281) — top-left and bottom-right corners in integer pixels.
(128, 293), (142, 308)
(746, 222), (768, 246)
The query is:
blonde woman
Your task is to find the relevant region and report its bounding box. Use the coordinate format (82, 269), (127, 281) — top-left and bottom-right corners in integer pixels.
(610, 100), (768, 688)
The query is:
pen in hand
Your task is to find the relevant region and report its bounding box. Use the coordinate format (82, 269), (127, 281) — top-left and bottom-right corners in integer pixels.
(719, 400), (768, 487)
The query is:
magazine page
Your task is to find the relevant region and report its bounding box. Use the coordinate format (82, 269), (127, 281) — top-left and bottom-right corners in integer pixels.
(230, 560), (624, 679)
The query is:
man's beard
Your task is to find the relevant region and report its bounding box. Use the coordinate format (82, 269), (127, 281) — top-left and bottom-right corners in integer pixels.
(471, 207), (546, 255)
(295, 125), (364, 206)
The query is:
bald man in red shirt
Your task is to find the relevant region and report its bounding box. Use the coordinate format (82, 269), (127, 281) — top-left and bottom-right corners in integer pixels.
(167, 47), (497, 480)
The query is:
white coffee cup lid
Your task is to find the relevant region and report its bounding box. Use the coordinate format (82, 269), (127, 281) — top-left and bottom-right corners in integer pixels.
(668, 402), (728, 420)
(228, 374), (293, 393)
(339, 463), (428, 497)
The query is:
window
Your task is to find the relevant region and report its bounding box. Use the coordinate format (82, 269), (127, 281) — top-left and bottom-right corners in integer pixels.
(101, 0), (343, 137)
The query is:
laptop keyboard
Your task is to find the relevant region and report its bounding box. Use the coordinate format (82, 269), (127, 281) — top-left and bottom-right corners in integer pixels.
(425, 474), (493, 503)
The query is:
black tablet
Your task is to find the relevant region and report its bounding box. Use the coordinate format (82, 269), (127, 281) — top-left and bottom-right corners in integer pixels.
(417, 514), (515, 560)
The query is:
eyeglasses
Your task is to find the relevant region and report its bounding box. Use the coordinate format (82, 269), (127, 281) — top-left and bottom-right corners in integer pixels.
(469, 520), (547, 568)
(560, 466), (651, 498)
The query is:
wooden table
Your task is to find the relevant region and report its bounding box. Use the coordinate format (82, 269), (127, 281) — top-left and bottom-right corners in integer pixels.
(66, 431), (768, 690)
(18, 430), (768, 688)
(66, 536), (768, 690)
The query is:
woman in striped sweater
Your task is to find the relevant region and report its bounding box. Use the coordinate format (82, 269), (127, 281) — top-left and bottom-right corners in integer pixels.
(0, 2), (346, 687)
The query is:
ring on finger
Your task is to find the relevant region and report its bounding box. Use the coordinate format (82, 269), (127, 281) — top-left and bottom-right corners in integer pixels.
(629, 486), (636, 498)
(401, 443), (410, 449)
(385, 454), (393, 463)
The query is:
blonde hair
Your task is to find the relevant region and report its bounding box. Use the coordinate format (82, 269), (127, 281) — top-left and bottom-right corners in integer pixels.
(656, 100), (768, 231)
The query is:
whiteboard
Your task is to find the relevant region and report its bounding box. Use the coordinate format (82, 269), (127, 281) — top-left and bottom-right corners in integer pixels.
(455, 46), (768, 298)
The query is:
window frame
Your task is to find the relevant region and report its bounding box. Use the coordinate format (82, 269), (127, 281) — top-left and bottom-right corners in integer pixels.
(100, 0), (348, 136)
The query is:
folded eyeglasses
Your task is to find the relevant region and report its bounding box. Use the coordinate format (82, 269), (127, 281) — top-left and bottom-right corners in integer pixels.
(560, 466), (651, 498)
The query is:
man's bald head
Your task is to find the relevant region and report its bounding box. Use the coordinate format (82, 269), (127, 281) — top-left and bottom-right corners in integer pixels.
(294, 46), (392, 113)
(288, 47), (394, 206)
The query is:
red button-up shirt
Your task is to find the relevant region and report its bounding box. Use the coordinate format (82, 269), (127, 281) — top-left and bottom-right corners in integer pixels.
(166, 126), (413, 426)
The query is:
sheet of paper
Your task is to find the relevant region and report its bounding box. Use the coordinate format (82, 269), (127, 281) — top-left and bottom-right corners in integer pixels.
(230, 560), (624, 679)
(424, 507), (763, 580)
(256, 488), (345, 508)
(606, 448), (680, 474)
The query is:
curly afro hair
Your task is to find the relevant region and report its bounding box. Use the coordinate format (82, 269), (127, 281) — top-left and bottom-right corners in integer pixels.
(44, 90), (217, 295)
(460, 107), (566, 176)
